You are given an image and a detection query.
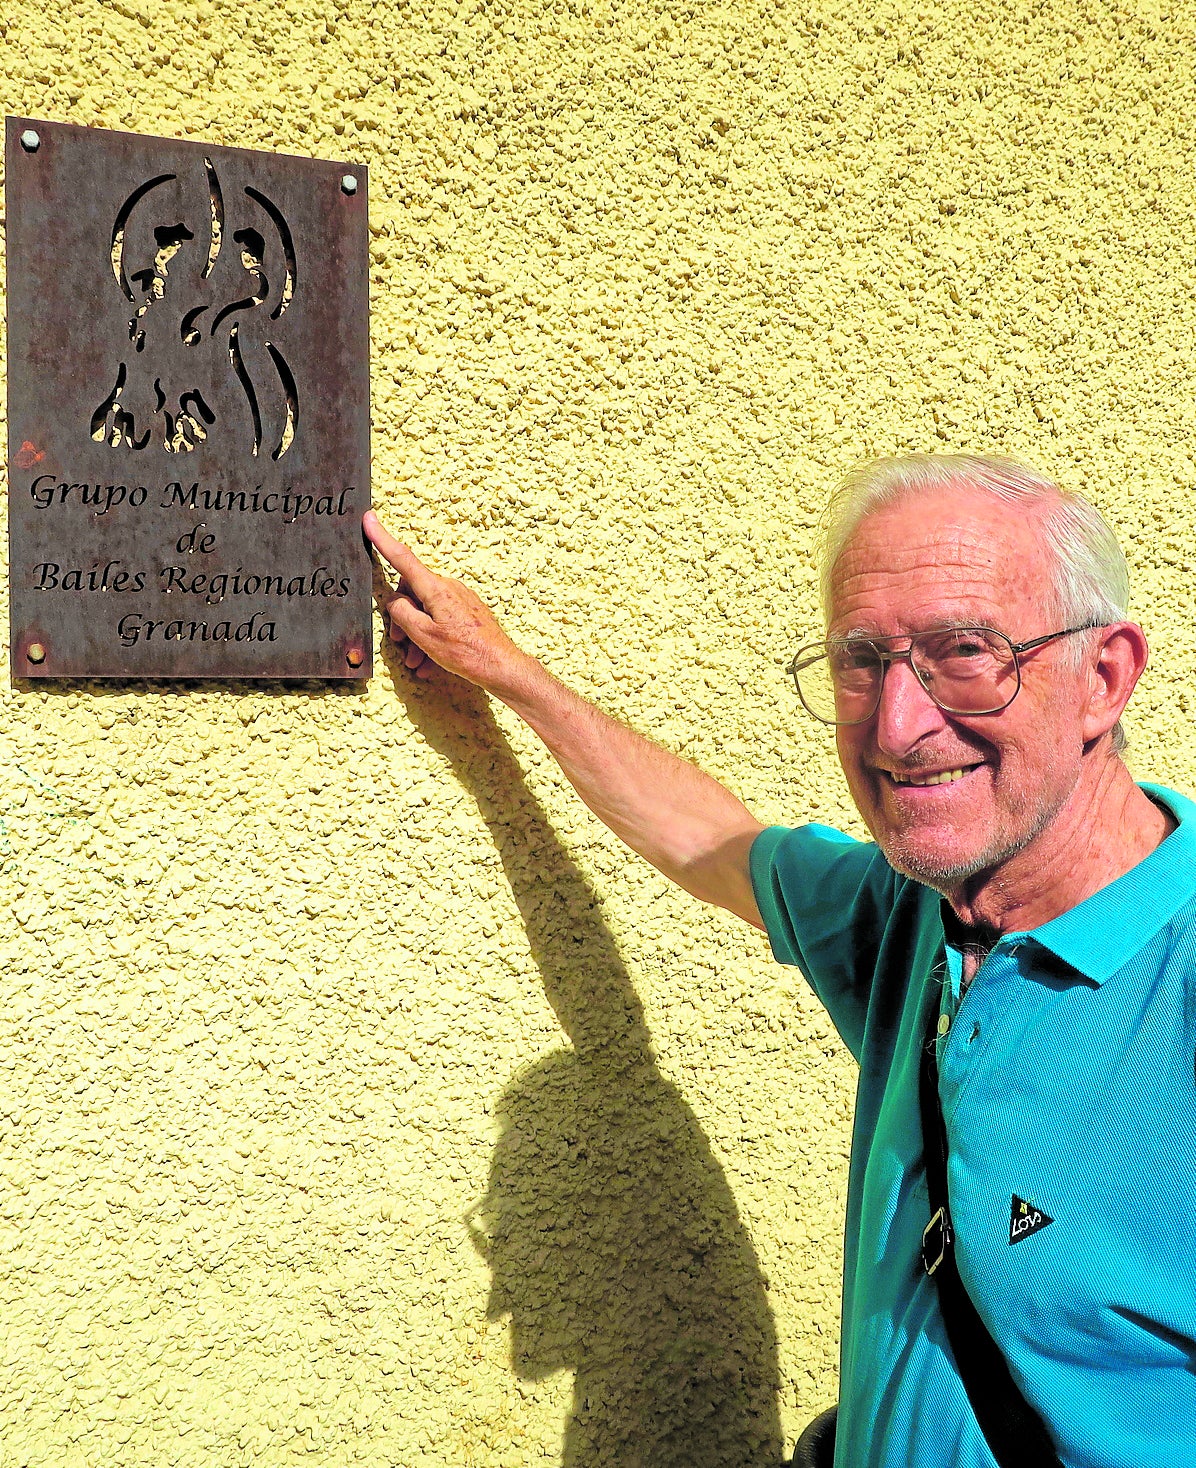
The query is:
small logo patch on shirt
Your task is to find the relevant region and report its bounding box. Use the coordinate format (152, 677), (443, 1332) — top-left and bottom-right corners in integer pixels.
(1009, 1194), (1054, 1244)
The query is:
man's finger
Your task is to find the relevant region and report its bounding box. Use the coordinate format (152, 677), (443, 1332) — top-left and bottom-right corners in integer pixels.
(364, 511), (440, 602)
(386, 590), (435, 641)
(395, 576), (425, 611)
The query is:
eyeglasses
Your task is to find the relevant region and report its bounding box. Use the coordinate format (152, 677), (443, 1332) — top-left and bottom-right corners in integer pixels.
(786, 624), (1101, 726)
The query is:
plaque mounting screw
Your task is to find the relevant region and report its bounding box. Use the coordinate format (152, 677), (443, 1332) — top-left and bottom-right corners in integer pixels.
(20, 129), (40, 153)
(340, 173), (358, 195)
(26, 643), (46, 664)
(346, 647), (364, 668)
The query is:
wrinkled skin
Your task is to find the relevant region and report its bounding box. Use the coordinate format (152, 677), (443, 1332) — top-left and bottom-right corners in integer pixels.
(827, 484), (1165, 931)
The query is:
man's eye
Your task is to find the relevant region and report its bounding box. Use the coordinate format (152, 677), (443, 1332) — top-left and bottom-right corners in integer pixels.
(831, 644), (878, 674)
(928, 631), (994, 660)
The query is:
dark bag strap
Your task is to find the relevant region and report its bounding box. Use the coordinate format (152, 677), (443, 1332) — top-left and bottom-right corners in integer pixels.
(791, 1405), (838, 1468)
(919, 1007), (1065, 1468)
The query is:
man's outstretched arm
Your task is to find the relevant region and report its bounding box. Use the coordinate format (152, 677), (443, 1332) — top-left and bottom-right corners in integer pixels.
(364, 511), (765, 928)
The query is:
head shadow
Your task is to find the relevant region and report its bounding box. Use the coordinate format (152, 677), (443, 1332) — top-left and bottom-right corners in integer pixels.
(374, 616), (782, 1465)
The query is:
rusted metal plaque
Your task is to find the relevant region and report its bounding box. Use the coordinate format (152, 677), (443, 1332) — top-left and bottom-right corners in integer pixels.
(6, 117), (371, 680)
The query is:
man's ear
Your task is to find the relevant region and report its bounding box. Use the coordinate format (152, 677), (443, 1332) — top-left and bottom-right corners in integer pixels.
(1081, 622), (1149, 743)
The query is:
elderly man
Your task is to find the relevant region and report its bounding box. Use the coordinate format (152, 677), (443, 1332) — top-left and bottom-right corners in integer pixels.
(364, 454), (1196, 1468)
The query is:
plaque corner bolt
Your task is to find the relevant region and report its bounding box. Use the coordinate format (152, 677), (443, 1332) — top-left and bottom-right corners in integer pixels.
(26, 643), (46, 665)
(340, 173), (358, 195)
(346, 647), (365, 668)
(20, 128), (41, 153)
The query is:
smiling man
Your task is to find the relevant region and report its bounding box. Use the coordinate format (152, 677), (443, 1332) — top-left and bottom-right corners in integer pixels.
(365, 453), (1196, 1468)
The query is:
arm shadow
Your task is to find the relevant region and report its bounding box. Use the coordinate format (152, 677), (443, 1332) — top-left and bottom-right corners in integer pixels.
(379, 644), (784, 1466)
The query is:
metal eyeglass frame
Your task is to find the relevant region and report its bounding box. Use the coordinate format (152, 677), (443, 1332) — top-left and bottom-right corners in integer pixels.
(785, 624), (1104, 726)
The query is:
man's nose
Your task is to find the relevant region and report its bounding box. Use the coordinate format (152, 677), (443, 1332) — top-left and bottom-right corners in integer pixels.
(872, 655), (948, 757)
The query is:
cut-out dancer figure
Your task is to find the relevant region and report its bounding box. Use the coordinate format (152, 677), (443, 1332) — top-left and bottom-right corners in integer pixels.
(91, 165), (297, 459)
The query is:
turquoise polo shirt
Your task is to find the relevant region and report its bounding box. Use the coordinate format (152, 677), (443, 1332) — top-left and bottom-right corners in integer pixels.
(750, 782), (1196, 1468)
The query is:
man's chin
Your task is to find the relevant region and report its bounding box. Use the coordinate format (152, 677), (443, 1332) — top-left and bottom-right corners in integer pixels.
(876, 816), (1047, 895)
(859, 766), (1074, 897)
(874, 830), (990, 893)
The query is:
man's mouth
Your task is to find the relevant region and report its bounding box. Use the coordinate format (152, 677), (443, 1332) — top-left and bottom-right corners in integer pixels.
(887, 765), (980, 787)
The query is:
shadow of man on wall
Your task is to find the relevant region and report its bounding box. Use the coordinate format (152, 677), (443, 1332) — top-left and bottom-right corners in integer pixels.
(383, 654), (782, 1467)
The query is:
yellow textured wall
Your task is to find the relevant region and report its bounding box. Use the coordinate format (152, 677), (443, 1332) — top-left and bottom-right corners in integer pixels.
(4, 0), (1196, 1462)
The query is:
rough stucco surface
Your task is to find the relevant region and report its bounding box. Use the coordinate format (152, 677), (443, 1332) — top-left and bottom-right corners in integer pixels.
(3, 0), (1196, 1462)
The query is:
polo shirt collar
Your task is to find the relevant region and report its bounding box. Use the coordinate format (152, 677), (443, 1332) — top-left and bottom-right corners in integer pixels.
(1022, 782), (1196, 985)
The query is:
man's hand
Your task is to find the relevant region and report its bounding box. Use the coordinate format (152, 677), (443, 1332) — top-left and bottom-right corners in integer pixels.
(362, 509), (764, 928)
(364, 510), (531, 695)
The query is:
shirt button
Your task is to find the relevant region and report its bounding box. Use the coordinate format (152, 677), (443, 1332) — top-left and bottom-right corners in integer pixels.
(937, 1013), (951, 1037)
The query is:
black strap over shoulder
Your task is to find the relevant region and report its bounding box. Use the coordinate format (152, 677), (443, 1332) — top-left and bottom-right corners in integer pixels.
(919, 1004), (1065, 1468)
(791, 1405), (838, 1468)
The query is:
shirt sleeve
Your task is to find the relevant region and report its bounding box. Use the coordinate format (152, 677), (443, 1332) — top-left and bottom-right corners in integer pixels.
(750, 823), (906, 1061)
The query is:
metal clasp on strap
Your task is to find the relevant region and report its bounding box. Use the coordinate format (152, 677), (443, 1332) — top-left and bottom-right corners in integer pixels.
(921, 1207), (953, 1276)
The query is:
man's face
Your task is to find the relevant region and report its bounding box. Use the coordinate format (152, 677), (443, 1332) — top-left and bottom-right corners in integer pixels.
(828, 486), (1095, 890)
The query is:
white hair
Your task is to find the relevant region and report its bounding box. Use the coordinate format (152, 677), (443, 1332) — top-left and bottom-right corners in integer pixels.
(819, 453), (1131, 747)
